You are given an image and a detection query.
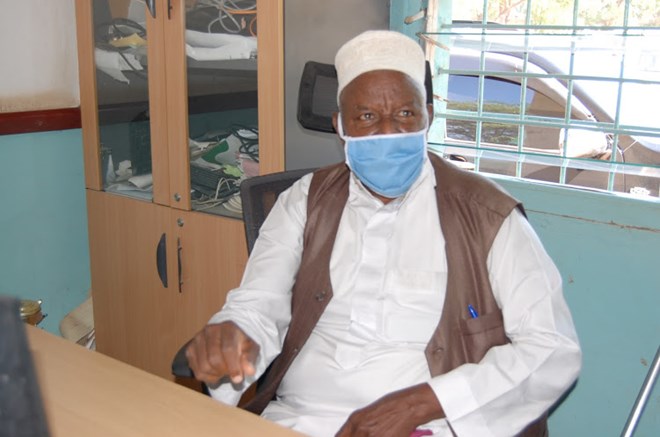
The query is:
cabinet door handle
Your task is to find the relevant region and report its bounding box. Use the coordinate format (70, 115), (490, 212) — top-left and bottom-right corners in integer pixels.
(146, 0), (156, 18)
(156, 233), (168, 288)
(167, 0), (172, 19)
(177, 237), (183, 293)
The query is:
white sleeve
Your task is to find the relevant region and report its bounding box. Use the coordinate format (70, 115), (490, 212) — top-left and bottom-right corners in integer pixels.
(428, 209), (582, 436)
(206, 173), (312, 405)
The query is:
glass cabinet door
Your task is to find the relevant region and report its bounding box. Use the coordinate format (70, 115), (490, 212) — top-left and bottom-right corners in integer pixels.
(80, 0), (281, 211)
(182, 0), (259, 218)
(91, 0), (158, 202)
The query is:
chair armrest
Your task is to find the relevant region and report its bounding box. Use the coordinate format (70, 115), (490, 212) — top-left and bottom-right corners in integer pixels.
(171, 340), (194, 378)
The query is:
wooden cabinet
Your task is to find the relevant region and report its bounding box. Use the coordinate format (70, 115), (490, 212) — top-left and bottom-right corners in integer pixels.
(75, 0), (283, 379)
(86, 191), (248, 377)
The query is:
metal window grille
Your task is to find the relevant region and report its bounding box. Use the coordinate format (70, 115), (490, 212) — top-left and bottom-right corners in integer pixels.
(423, 0), (660, 199)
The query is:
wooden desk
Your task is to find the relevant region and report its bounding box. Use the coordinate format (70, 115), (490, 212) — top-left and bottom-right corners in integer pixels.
(26, 326), (302, 437)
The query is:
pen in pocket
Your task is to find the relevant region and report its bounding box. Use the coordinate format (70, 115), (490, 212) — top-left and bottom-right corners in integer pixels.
(467, 304), (479, 319)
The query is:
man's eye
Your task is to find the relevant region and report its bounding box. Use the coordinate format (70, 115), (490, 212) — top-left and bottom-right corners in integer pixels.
(358, 113), (374, 121)
(399, 110), (413, 117)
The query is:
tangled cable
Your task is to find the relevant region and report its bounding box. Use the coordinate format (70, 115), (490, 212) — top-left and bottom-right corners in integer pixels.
(193, 0), (257, 35)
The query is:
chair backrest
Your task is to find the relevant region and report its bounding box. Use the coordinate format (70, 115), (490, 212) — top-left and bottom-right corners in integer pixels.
(240, 168), (316, 255)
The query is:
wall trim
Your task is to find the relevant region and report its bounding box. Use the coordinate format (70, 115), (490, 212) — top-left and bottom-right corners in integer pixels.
(0, 107), (81, 136)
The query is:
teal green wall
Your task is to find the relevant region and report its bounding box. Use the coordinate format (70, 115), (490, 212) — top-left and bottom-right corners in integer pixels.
(0, 129), (90, 335)
(494, 176), (659, 437)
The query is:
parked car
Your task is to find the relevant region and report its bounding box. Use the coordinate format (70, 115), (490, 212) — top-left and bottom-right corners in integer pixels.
(428, 29), (660, 198)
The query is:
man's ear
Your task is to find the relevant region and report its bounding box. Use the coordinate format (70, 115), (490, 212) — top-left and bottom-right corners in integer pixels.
(332, 112), (344, 143)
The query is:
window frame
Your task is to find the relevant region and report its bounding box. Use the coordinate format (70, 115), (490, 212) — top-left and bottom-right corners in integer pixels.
(422, 0), (660, 200)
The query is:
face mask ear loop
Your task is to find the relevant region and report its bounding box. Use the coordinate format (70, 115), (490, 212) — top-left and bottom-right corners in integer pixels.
(339, 115), (353, 168)
(337, 114), (347, 140)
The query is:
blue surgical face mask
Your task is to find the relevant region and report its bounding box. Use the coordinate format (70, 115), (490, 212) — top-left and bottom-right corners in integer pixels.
(338, 116), (428, 198)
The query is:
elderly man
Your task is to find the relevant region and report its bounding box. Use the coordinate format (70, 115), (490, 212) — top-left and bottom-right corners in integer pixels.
(186, 30), (581, 437)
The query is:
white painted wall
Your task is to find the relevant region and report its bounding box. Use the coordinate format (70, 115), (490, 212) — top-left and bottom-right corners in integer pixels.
(0, 0), (79, 112)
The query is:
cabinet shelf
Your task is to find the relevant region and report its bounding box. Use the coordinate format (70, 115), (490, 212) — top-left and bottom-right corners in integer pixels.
(97, 59), (258, 125)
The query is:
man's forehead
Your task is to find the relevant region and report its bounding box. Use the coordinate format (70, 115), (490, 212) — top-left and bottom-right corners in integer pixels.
(349, 70), (417, 86)
(340, 70), (424, 104)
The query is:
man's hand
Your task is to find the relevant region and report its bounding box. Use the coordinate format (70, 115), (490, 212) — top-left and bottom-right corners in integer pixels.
(185, 321), (260, 386)
(335, 383), (444, 437)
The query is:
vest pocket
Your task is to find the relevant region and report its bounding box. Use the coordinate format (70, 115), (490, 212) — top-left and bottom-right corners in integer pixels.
(458, 309), (509, 363)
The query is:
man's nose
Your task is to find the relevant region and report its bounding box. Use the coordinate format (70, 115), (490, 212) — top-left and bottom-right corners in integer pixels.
(376, 117), (398, 135)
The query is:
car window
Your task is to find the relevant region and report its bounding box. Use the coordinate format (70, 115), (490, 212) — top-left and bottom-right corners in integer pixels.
(446, 74), (567, 151)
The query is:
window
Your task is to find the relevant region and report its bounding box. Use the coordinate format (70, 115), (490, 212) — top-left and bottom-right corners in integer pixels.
(423, 0), (660, 198)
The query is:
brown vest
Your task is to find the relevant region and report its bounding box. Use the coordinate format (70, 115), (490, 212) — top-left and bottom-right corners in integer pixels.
(245, 154), (547, 436)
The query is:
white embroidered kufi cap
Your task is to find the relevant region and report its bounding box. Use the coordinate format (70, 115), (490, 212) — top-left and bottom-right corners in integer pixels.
(334, 30), (426, 103)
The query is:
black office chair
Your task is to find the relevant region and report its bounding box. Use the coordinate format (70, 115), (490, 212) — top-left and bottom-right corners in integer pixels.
(171, 168), (315, 381)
